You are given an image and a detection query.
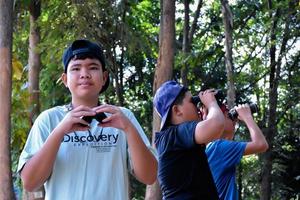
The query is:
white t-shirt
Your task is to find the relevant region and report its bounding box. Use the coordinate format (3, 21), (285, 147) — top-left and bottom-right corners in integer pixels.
(18, 105), (155, 200)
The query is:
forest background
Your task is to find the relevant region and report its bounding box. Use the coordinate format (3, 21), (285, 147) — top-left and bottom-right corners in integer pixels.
(0, 0), (299, 200)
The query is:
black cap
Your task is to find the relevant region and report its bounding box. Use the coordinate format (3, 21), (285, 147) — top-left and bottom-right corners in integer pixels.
(62, 39), (109, 93)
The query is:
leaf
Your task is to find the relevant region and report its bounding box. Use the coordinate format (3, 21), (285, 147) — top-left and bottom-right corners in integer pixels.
(12, 57), (23, 80)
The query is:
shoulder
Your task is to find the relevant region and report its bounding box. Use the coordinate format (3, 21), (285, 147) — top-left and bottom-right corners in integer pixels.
(155, 121), (198, 149)
(33, 105), (66, 126)
(117, 106), (134, 118)
(206, 139), (245, 153)
(38, 105), (65, 118)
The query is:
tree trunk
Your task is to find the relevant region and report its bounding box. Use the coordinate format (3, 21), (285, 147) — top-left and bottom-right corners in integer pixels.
(180, 0), (189, 86)
(0, 0), (16, 199)
(28, 0), (41, 124)
(181, 0), (203, 87)
(221, 0), (235, 109)
(260, 1), (295, 199)
(24, 1), (45, 200)
(145, 0), (175, 199)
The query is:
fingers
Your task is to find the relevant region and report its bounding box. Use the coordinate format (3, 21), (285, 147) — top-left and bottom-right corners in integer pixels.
(61, 105), (97, 131)
(235, 104), (252, 121)
(92, 104), (120, 114)
(91, 104), (118, 123)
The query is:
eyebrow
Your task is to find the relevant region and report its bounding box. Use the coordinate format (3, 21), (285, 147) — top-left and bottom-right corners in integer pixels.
(70, 61), (101, 68)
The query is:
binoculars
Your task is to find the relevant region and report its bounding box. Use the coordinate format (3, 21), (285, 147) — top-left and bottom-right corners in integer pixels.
(191, 89), (225, 107)
(227, 103), (258, 120)
(81, 112), (107, 124)
(191, 90), (258, 120)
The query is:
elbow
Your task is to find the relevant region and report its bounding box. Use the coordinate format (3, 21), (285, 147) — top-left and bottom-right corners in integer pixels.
(137, 172), (157, 185)
(21, 172), (42, 192)
(144, 175), (157, 185)
(136, 161), (158, 185)
(261, 142), (269, 152)
(144, 163), (158, 185)
(257, 142), (269, 153)
(22, 179), (38, 192)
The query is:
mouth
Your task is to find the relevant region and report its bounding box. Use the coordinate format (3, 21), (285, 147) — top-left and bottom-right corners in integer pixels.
(79, 82), (93, 86)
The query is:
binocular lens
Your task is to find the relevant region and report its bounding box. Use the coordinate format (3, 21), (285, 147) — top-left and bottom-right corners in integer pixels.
(81, 112), (107, 124)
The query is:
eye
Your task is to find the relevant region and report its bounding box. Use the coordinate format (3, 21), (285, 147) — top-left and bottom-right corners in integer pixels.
(90, 66), (99, 70)
(89, 64), (100, 70)
(70, 67), (80, 71)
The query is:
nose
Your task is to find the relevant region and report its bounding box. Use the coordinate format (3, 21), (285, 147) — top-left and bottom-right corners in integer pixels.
(80, 68), (91, 79)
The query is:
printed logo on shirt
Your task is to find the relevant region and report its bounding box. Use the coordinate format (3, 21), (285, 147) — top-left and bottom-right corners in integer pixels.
(62, 128), (120, 153)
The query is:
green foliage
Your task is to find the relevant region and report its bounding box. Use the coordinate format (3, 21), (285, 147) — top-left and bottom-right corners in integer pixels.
(11, 0), (300, 199)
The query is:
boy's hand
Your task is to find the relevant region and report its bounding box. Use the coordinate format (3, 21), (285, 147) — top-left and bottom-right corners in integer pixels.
(59, 105), (96, 134)
(93, 104), (133, 132)
(199, 89), (218, 109)
(235, 104), (253, 122)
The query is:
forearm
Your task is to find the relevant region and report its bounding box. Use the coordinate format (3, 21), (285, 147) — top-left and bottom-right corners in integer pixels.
(244, 117), (269, 155)
(125, 125), (157, 185)
(21, 127), (65, 191)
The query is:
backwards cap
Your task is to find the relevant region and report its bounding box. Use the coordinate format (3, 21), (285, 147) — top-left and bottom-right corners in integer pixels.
(153, 81), (185, 130)
(62, 39), (109, 93)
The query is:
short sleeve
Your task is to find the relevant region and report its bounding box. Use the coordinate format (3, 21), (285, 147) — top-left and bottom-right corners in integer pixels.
(206, 140), (246, 169)
(17, 110), (53, 173)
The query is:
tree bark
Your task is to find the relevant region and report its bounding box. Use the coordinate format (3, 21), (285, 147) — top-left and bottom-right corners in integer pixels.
(180, 0), (189, 86)
(0, 0), (16, 199)
(145, 1), (175, 199)
(24, 1), (45, 199)
(28, 0), (41, 124)
(221, 0), (235, 109)
(260, 1), (295, 199)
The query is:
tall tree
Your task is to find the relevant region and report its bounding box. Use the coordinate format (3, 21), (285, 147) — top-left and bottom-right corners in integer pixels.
(28, 0), (41, 124)
(180, 0), (189, 86)
(23, 1), (45, 200)
(260, 1), (296, 199)
(221, 0), (235, 109)
(145, 0), (175, 199)
(0, 0), (16, 199)
(180, 0), (203, 87)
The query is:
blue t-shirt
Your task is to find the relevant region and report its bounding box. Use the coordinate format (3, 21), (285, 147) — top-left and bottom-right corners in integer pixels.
(155, 121), (219, 200)
(205, 139), (246, 200)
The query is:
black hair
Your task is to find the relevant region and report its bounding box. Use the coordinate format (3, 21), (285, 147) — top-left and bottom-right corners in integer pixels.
(70, 53), (106, 71)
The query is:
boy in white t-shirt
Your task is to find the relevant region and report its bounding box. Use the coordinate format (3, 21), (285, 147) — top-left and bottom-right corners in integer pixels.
(18, 39), (157, 200)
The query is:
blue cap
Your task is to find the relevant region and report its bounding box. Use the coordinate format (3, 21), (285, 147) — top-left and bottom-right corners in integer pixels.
(62, 39), (109, 93)
(153, 81), (185, 130)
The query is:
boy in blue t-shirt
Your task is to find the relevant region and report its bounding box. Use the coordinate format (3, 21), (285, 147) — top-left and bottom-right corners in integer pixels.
(153, 80), (225, 199)
(204, 104), (269, 200)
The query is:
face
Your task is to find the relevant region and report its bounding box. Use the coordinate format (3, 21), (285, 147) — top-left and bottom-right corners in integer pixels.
(62, 58), (108, 100)
(200, 106), (236, 139)
(223, 111), (236, 138)
(174, 92), (200, 123)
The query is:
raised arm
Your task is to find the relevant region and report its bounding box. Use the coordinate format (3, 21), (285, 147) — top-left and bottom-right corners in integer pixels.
(195, 90), (225, 144)
(235, 104), (269, 155)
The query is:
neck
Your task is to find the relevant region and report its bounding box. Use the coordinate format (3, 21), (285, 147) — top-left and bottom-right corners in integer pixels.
(221, 132), (234, 140)
(71, 98), (100, 108)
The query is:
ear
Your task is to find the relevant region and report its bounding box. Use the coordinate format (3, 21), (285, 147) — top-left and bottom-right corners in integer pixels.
(172, 105), (183, 117)
(61, 73), (68, 87)
(102, 70), (108, 83)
